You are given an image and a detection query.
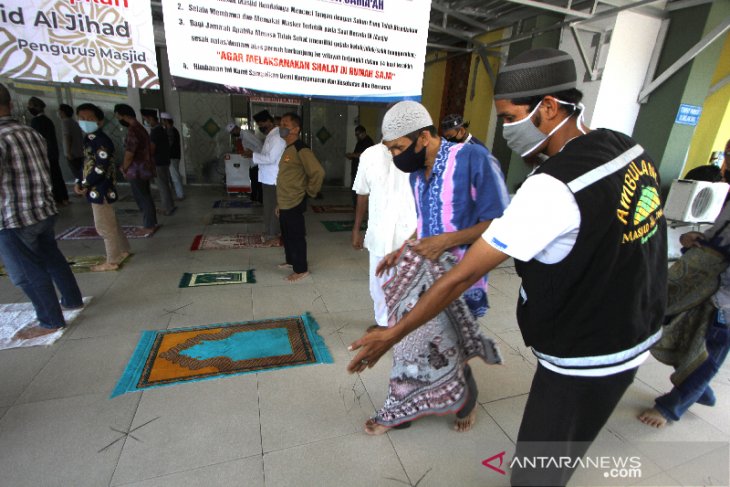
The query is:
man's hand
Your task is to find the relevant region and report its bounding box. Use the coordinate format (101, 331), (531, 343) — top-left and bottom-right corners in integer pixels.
(242, 149), (253, 158)
(375, 249), (402, 277)
(411, 234), (451, 261)
(73, 184), (86, 196)
(347, 327), (400, 373)
(679, 231), (705, 249)
(351, 229), (364, 250)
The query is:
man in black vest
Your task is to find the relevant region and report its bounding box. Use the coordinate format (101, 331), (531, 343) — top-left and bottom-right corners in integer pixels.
(347, 48), (667, 486)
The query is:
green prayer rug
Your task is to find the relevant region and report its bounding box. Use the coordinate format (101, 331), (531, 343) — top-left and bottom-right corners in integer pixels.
(179, 270), (255, 288)
(111, 313), (333, 397)
(320, 220), (367, 232)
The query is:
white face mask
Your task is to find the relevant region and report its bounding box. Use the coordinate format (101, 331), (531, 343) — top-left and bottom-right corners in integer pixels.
(502, 100), (586, 157)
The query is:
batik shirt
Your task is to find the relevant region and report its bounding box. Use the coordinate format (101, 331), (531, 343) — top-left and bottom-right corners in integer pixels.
(410, 139), (509, 317)
(81, 129), (118, 204)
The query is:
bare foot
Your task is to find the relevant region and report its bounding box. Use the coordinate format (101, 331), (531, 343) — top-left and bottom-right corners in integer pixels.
(277, 263), (293, 269)
(454, 407), (478, 432)
(638, 408), (668, 428)
(14, 325), (63, 340)
(364, 418), (391, 436)
(285, 271), (310, 282)
(90, 263), (119, 272)
(119, 251), (131, 262)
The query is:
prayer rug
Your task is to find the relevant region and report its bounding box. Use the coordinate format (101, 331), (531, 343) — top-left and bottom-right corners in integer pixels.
(320, 220), (367, 232)
(0, 297), (92, 351)
(213, 200), (253, 209)
(311, 205), (354, 213)
(111, 313), (333, 397)
(0, 255), (129, 275)
(57, 225), (158, 240)
(179, 270), (255, 288)
(206, 214), (262, 225)
(190, 234), (282, 250)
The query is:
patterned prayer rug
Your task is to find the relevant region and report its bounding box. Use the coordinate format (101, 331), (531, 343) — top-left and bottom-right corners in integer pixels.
(206, 214), (263, 225)
(190, 234), (282, 250)
(111, 314), (332, 397)
(213, 200), (253, 209)
(0, 255), (130, 275)
(320, 220), (367, 232)
(57, 225), (158, 240)
(179, 270), (255, 288)
(0, 297), (92, 351)
(311, 205), (354, 213)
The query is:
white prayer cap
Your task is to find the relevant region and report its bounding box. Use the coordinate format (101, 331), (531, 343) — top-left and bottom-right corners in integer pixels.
(160, 112), (173, 120)
(226, 122), (238, 133)
(381, 101), (433, 142)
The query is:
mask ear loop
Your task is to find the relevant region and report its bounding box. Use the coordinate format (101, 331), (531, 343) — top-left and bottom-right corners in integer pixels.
(575, 103), (587, 134)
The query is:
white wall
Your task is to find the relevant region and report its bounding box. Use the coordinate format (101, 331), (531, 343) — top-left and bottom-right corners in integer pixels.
(590, 11), (663, 134)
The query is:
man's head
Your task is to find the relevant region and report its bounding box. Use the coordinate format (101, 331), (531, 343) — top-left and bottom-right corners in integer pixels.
(253, 109), (275, 135)
(113, 103), (136, 128)
(273, 116), (281, 127)
(76, 103), (104, 133)
(440, 114), (470, 143)
(0, 83), (11, 117)
(279, 112), (302, 143)
(381, 100), (438, 173)
(140, 108), (159, 127)
(160, 112), (174, 128)
(355, 125), (367, 141)
(226, 122), (241, 137)
(493, 48), (584, 158)
(27, 96), (45, 116)
(58, 104), (74, 120)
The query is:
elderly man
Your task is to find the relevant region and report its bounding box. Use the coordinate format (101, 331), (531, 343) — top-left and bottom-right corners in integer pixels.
(276, 112), (325, 282)
(356, 100), (509, 435)
(348, 48), (667, 486)
(0, 84), (83, 339)
(440, 114), (485, 147)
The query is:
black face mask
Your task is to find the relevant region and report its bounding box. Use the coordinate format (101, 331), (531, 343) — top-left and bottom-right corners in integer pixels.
(28, 108), (41, 116)
(118, 119), (129, 127)
(446, 136), (463, 143)
(393, 140), (426, 173)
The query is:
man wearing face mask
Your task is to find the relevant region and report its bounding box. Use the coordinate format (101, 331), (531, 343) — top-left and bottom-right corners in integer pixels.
(114, 104), (157, 235)
(347, 48), (667, 486)
(440, 114), (485, 147)
(251, 110), (286, 242)
(345, 125), (374, 206)
(359, 100), (509, 435)
(75, 103), (130, 271)
(275, 112), (324, 282)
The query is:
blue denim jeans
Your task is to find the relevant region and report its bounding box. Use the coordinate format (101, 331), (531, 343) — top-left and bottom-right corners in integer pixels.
(655, 311), (730, 421)
(0, 215), (83, 329)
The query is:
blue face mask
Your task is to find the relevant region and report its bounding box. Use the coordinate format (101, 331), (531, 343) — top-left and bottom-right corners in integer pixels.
(78, 120), (98, 134)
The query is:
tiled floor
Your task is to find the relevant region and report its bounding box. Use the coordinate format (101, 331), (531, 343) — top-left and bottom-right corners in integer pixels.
(0, 185), (728, 487)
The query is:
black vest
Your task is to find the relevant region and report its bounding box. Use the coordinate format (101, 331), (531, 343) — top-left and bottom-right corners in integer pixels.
(515, 129), (667, 366)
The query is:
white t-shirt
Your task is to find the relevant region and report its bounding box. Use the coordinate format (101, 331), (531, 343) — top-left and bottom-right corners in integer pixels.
(252, 127), (286, 185)
(352, 144), (417, 256)
(483, 173), (580, 264)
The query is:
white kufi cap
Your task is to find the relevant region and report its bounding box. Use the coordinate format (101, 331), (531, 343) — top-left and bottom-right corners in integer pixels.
(381, 101), (433, 142)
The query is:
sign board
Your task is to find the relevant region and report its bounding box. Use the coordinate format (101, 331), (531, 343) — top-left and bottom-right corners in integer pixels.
(0, 0), (158, 88)
(162, 0), (431, 101)
(675, 104), (702, 126)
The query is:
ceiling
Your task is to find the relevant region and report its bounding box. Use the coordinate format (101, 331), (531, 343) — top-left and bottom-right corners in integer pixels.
(148, 0), (715, 55)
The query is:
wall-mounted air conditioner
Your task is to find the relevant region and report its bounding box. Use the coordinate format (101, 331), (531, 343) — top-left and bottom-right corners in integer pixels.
(664, 179), (729, 223)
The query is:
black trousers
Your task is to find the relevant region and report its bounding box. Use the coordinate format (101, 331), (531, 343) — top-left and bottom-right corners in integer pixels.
(511, 363), (637, 487)
(48, 157), (69, 203)
(68, 156), (84, 183)
(279, 197), (308, 274)
(249, 166), (263, 203)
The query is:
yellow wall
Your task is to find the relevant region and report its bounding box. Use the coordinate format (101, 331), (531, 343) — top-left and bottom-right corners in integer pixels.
(463, 31), (505, 142)
(358, 105), (382, 139)
(421, 51), (447, 121)
(685, 33), (730, 173)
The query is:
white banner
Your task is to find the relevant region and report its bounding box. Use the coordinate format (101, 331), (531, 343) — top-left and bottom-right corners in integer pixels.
(163, 0), (431, 101)
(0, 0), (158, 88)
